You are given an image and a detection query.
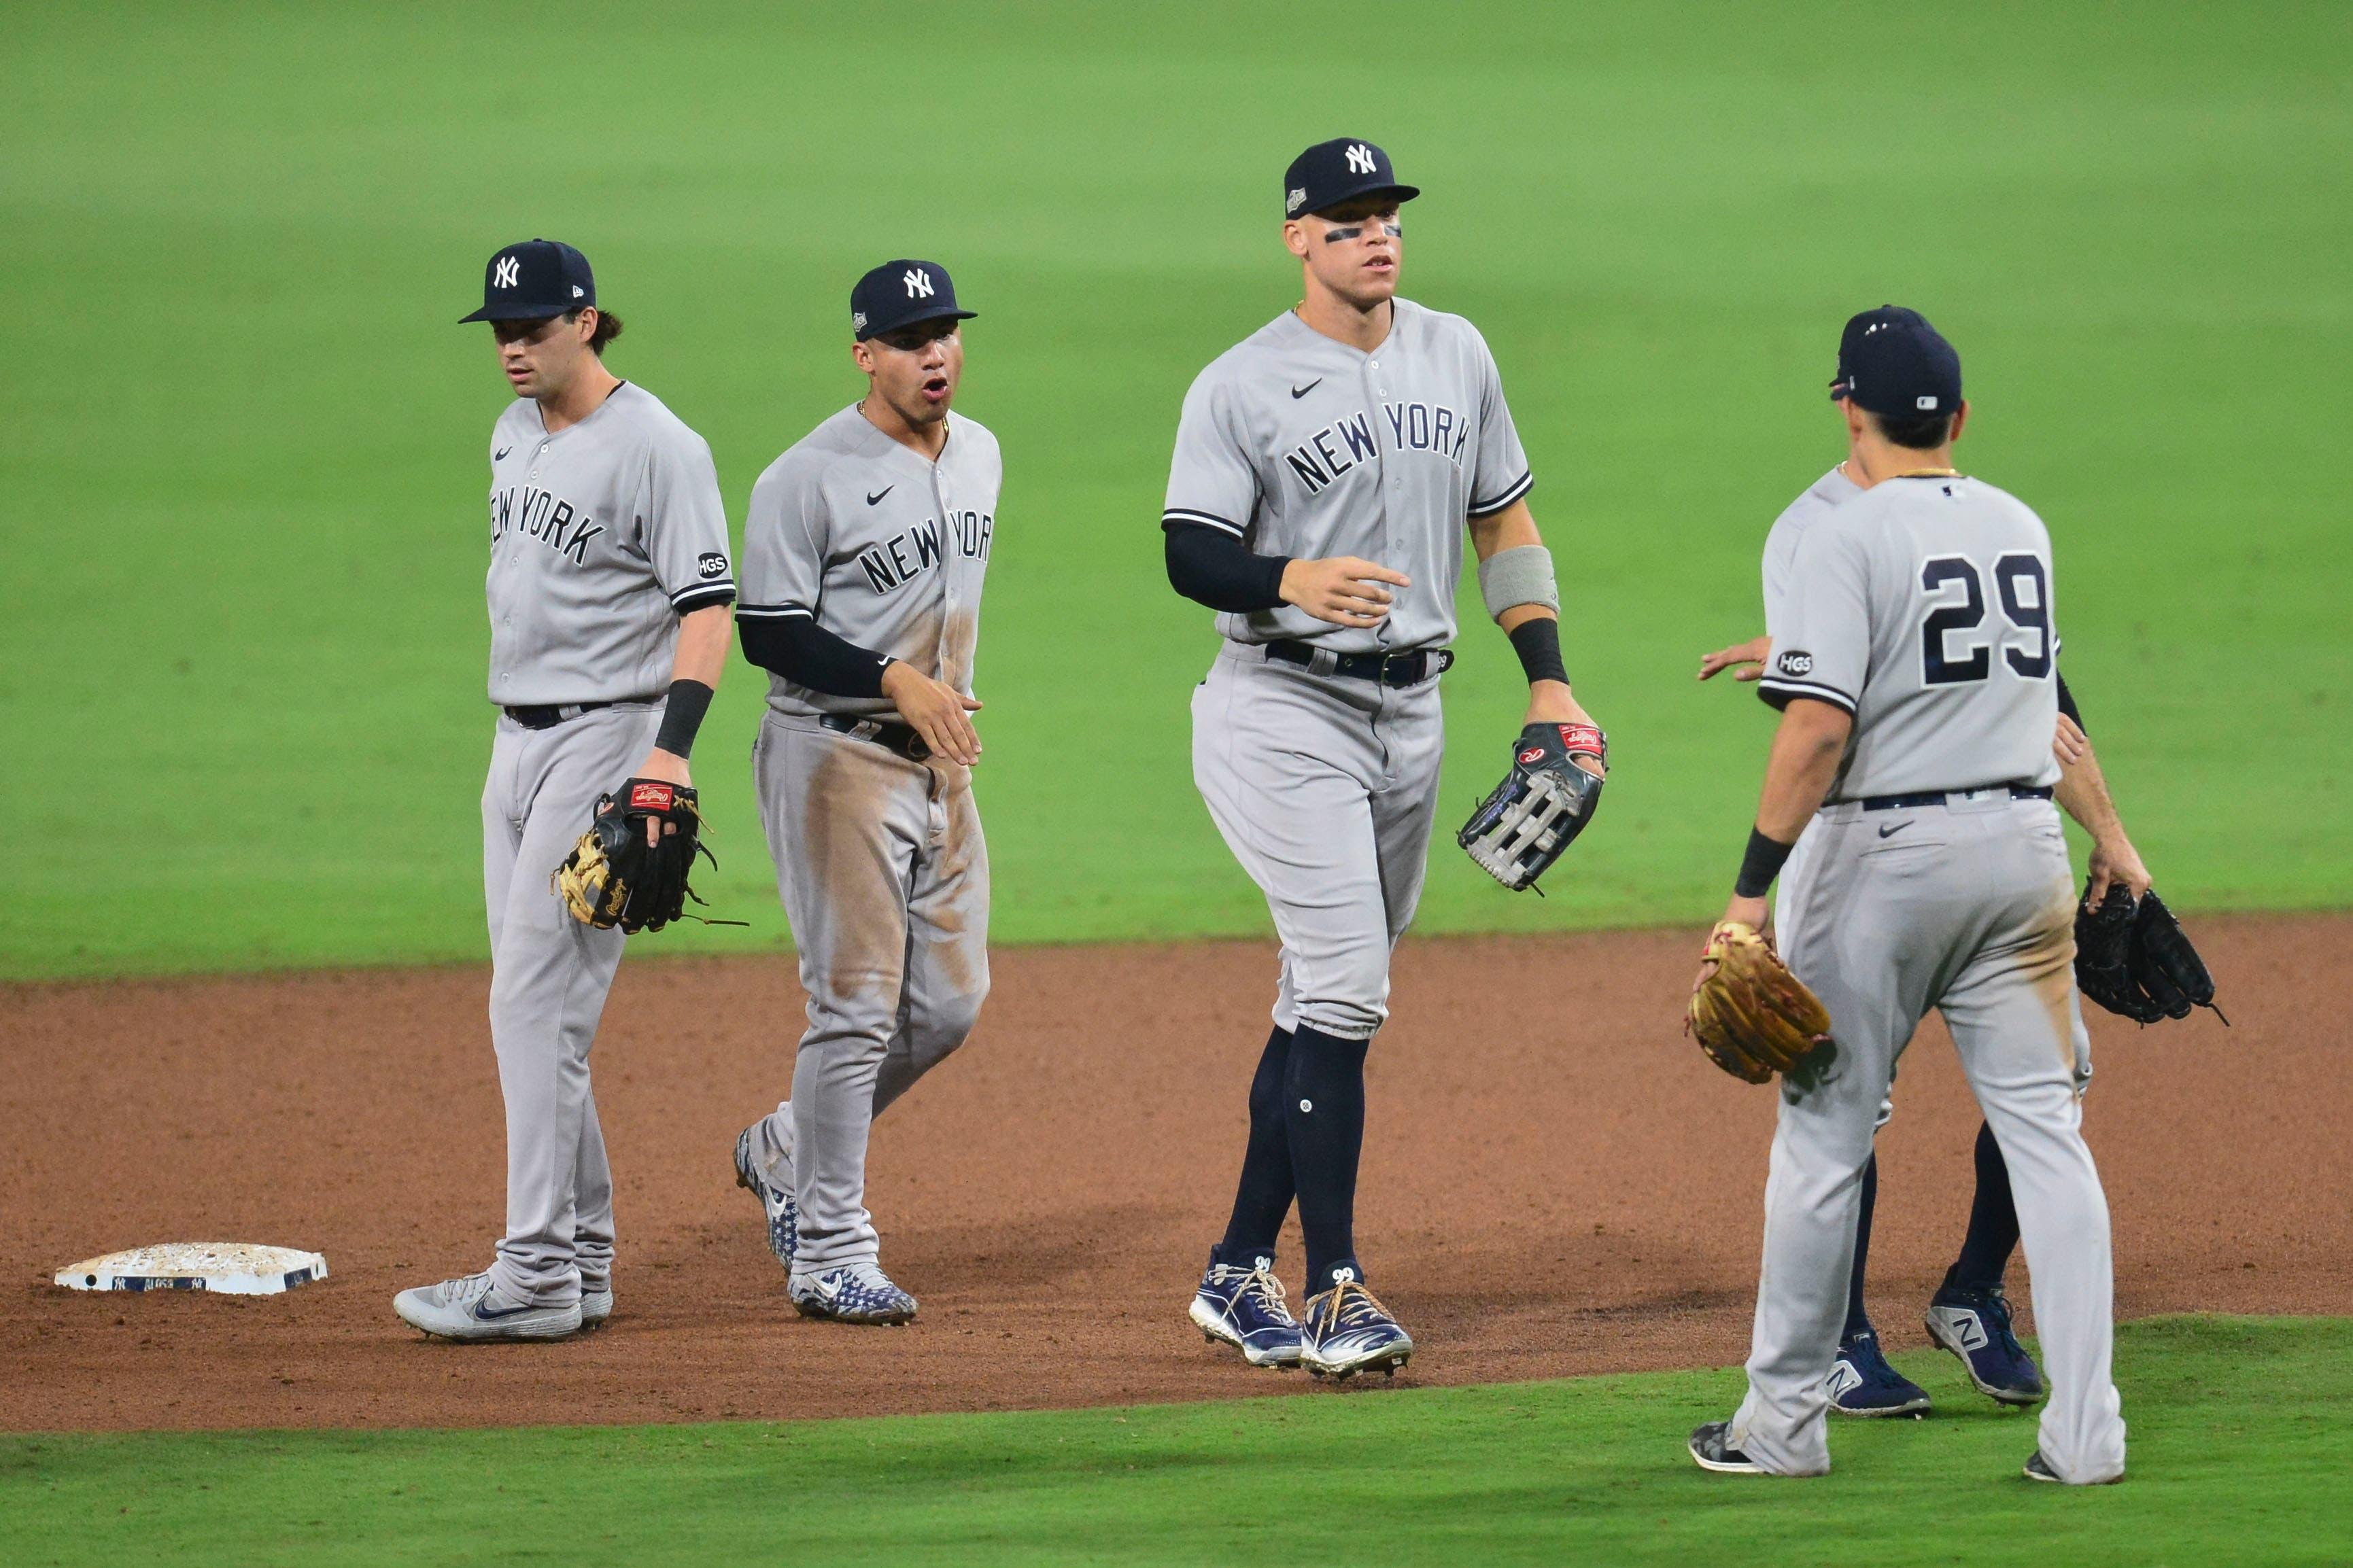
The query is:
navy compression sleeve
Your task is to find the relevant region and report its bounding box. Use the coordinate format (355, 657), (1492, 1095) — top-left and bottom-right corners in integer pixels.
(1165, 521), (1289, 614)
(739, 614), (891, 699)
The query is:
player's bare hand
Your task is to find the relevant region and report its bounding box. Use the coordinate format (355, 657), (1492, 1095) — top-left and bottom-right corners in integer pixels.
(1280, 556), (1410, 628)
(630, 749), (692, 844)
(2053, 712), (2089, 767)
(1719, 893), (1770, 934)
(1698, 635), (1770, 682)
(882, 661), (984, 766)
(1524, 682), (1604, 778)
(2084, 835), (2152, 910)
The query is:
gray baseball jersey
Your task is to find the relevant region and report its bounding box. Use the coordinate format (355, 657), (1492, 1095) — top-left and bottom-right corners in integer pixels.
(485, 382), (735, 707)
(1161, 298), (1530, 653)
(1762, 464), (1861, 623)
(1759, 474), (2062, 801)
(738, 406), (1000, 720)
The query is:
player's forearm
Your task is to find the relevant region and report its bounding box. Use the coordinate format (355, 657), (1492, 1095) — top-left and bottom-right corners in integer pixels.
(670, 604), (732, 689)
(1753, 699), (1852, 843)
(2055, 740), (2126, 844)
(1164, 522), (1289, 613)
(737, 613), (891, 699)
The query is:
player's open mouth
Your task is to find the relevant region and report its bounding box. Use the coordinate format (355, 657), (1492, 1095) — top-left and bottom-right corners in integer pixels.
(921, 375), (950, 399)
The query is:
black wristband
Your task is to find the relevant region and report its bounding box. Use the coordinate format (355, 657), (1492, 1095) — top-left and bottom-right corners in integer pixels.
(1507, 616), (1569, 686)
(1733, 826), (1796, 899)
(653, 678), (715, 760)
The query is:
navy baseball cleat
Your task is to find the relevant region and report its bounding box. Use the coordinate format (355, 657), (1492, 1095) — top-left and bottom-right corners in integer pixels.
(1688, 1421), (1764, 1474)
(1925, 1285), (2045, 1405)
(734, 1125), (799, 1272)
(789, 1263), (917, 1325)
(1827, 1327), (1932, 1417)
(1188, 1250), (1303, 1368)
(1299, 1273), (1412, 1378)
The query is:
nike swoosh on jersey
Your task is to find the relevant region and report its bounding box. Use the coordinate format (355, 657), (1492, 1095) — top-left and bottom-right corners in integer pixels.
(1877, 822), (1913, 839)
(494, 447), (513, 461)
(867, 487), (893, 506)
(1290, 380), (1322, 399)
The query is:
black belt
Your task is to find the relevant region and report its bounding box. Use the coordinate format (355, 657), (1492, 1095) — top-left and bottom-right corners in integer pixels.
(1859, 784), (2054, 812)
(1263, 640), (1454, 687)
(818, 713), (931, 761)
(503, 701), (615, 731)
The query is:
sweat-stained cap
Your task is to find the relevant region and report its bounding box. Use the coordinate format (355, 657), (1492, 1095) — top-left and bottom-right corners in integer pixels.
(460, 239), (595, 324)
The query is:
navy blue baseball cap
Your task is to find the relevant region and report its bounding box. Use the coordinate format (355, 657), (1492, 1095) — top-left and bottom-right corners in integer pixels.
(460, 239), (595, 324)
(851, 260), (976, 342)
(1284, 137), (1419, 220)
(1830, 305), (1962, 418)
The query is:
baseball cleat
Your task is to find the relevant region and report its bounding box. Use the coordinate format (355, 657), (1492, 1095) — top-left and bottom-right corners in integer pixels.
(580, 1280), (613, 1329)
(1827, 1328), (1931, 1417)
(2023, 1451), (2061, 1483)
(393, 1271), (582, 1342)
(734, 1125), (799, 1272)
(1688, 1421), (1764, 1474)
(1299, 1274), (1412, 1379)
(1925, 1285), (2045, 1406)
(789, 1263), (917, 1325)
(1188, 1251), (1303, 1368)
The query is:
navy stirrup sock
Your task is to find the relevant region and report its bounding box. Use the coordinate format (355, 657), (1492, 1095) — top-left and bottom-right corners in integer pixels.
(1944, 1119), (2021, 1294)
(1283, 1024), (1372, 1292)
(1844, 1151), (1878, 1341)
(1216, 1026), (1296, 1262)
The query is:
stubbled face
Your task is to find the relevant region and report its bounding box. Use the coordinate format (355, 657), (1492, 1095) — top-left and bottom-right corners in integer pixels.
(855, 318), (963, 427)
(1286, 196), (1404, 309)
(490, 311), (598, 400)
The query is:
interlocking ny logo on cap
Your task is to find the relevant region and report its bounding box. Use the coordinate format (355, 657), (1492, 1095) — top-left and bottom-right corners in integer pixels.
(494, 257), (520, 289)
(1345, 143), (1376, 175)
(903, 268), (934, 299)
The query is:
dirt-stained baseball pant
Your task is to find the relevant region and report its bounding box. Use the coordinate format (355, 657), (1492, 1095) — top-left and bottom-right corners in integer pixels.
(742, 714), (990, 1274)
(1192, 643), (1445, 1041)
(1732, 793), (2125, 1483)
(480, 701), (662, 1308)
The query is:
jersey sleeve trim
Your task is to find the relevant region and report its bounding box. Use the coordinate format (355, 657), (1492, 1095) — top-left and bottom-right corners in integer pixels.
(669, 583), (737, 614)
(735, 602), (812, 619)
(1161, 507), (1246, 538)
(1466, 471), (1534, 518)
(1755, 674), (1858, 715)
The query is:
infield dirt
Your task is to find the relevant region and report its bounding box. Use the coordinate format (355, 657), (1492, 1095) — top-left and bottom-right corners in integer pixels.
(3, 916), (2341, 1432)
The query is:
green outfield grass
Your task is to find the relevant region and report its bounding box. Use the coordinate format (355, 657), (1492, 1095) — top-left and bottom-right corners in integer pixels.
(1, 1317), (2344, 1566)
(3, 2), (2347, 977)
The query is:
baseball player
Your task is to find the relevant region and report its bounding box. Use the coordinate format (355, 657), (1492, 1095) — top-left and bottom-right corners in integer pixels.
(729, 260), (996, 1326)
(1694, 324), (2155, 1418)
(1164, 139), (1604, 1377)
(396, 239), (736, 1341)
(1687, 307), (2129, 1484)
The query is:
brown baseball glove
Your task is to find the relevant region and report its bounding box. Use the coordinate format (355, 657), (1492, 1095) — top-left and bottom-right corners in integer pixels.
(1685, 920), (1834, 1083)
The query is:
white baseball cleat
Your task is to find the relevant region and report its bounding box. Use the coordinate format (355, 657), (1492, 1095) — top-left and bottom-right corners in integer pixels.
(393, 1271), (582, 1342)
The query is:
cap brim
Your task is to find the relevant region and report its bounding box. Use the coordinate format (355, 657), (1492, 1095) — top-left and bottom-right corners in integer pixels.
(856, 304), (979, 340)
(458, 303), (574, 324)
(1307, 182), (1420, 217)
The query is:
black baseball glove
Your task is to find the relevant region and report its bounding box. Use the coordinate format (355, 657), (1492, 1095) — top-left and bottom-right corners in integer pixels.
(2074, 884), (2224, 1024)
(553, 778), (718, 935)
(1458, 722), (1606, 892)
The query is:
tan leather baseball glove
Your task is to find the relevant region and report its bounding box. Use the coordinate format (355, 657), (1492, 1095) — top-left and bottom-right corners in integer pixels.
(1685, 921), (1834, 1083)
